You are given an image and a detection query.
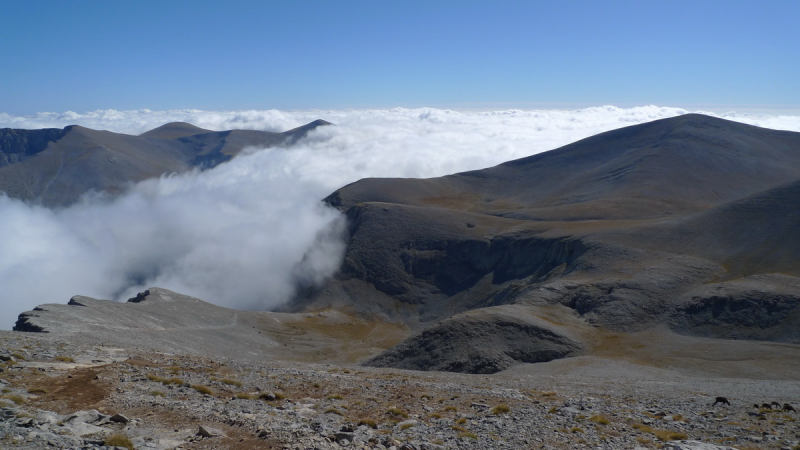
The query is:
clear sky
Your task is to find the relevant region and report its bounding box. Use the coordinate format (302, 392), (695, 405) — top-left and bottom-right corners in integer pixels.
(1, 0), (797, 115)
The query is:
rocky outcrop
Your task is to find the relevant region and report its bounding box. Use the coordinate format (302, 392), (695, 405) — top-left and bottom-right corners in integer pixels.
(365, 305), (583, 374)
(0, 127), (68, 167)
(671, 275), (800, 342)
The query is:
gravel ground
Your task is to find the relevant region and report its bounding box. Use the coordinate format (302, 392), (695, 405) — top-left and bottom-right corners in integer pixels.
(1, 331), (799, 450)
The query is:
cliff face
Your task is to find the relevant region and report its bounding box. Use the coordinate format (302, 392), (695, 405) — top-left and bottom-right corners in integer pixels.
(0, 127), (68, 167)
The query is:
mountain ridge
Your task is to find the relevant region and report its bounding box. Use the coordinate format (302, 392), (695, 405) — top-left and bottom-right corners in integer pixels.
(0, 119), (331, 206)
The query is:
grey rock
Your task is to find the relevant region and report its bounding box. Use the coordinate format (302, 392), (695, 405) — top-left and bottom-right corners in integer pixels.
(664, 441), (739, 450)
(109, 413), (130, 423)
(197, 425), (225, 437)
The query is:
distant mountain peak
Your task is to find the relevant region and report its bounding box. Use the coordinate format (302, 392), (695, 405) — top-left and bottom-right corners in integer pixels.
(140, 122), (213, 139)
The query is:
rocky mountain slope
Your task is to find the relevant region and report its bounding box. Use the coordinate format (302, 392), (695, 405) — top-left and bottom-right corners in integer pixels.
(288, 114), (800, 372)
(10, 114), (800, 376)
(0, 119), (330, 206)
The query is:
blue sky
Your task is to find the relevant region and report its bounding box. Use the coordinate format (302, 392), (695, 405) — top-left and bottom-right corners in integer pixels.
(1, 0), (797, 115)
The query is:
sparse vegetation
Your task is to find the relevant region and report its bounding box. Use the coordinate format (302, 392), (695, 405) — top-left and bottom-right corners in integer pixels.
(27, 388), (47, 395)
(327, 394), (344, 400)
(104, 433), (135, 450)
(590, 414), (610, 425)
(147, 374), (184, 385)
(4, 395), (25, 405)
(55, 356), (74, 363)
(358, 418), (377, 429)
(387, 407), (409, 418)
(633, 423), (687, 442)
(491, 404), (510, 415)
(235, 393), (253, 399)
(324, 407), (344, 416)
(443, 406), (457, 412)
(191, 385), (213, 396)
(218, 378), (242, 387)
(149, 390), (166, 397)
(455, 417), (467, 424)
(400, 422), (415, 430)
(571, 427), (584, 433)
(653, 430), (688, 441)
(459, 431), (478, 439)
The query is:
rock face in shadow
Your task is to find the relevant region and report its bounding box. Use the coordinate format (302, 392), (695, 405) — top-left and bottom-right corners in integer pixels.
(670, 275), (800, 343)
(365, 305), (583, 374)
(0, 120), (331, 206)
(289, 114), (800, 369)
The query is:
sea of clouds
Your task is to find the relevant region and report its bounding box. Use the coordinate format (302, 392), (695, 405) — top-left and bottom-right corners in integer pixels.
(1, 105), (799, 330)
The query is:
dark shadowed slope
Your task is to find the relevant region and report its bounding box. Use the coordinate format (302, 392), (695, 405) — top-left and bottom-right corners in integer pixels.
(0, 119), (331, 206)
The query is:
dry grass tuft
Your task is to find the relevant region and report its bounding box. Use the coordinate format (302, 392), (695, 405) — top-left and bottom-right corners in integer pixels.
(324, 407), (344, 416)
(358, 418), (377, 429)
(386, 407), (408, 418)
(491, 404), (510, 415)
(653, 430), (688, 441)
(4, 395), (26, 405)
(218, 378), (243, 387)
(191, 385), (213, 396)
(105, 434), (135, 449)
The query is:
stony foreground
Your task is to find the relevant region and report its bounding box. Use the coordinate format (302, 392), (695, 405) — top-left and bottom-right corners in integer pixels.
(0, 332), (800, 449)
(1, 331), (799, 450)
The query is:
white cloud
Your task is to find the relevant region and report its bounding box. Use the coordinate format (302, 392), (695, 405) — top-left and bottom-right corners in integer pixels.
(1, 105), (799, 330)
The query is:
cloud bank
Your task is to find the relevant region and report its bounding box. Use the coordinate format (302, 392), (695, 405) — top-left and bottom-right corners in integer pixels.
(1, 105), (799, 330)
